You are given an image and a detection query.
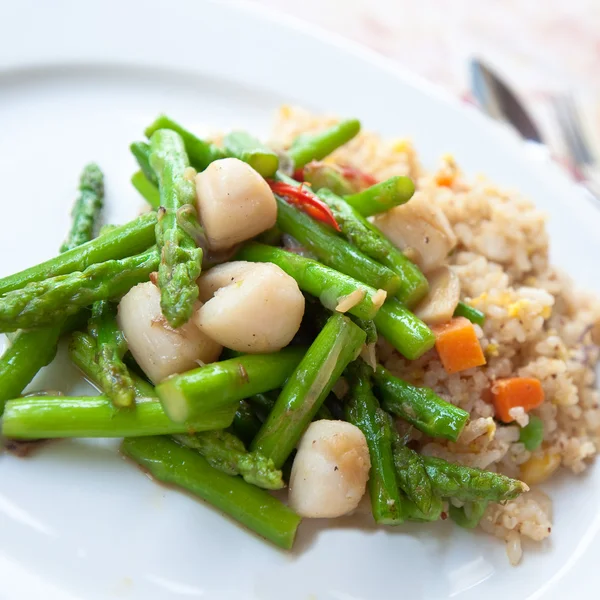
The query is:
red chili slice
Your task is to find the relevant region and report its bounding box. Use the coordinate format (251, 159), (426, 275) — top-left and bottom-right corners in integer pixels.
(268, 181), (341, 232)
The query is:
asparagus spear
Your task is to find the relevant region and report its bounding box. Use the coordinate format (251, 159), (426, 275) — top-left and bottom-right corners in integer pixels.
(287, 119), (361, 168)
(88, 301), (136, 408)
(60, 163), (104, 252)
(131, 171), (161, 210)
(0, 212), (157, 296)
(237, 242), (387, 320)
(155, 347), (306, 425)
(130, 141), (157, 185)
(344, 176), (415, 217)
(145, 115), (225, 171)
(453, 301), (486, 326)
(251, 313), (366, 468)
(0, 248), (159, 333)
(422, 455), (527, 502)
(223, 131), (279, 177)
(149, 129), (203, 327)
(374, 365), (469, 441)
(121, 436), (301, 549)
(389, 428), (434, 516)
(449, 500), (488, 529)
(174, 431), (284, 490)
(403, 494), (444, 522)
(1, 394), (237, 439)
(275, 195), (401, 295)
(0, 327), (61, 414)
(345, 360), (403, 524)
(373, 298), (435, 360)
(317, 189), (429, 307)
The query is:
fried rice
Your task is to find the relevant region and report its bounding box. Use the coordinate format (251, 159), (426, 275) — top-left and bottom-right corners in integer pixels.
(271, 105), (600, 565)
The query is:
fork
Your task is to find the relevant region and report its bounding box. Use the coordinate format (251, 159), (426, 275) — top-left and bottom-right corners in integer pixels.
(550, 94), (600, 202)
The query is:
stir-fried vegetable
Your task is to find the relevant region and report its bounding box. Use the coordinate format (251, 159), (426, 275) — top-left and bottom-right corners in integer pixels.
(60, 164), (104, 252)
(519, 415), (545, 451)
(149, 129), (203, 327)
(156, 348), (306, 425)
(269, 180), (341, 231)
(237, 243), (387, 320)
(0, 212), (157, 296)
(317, 188), (429, 306)
(431, 317), (487, 374)
(122, 436), (301, 549)
(251, 313), (366, 468)
(287, 119), (361, 168)
(491, 377), (545, 423)
(345, 360), (403, 524)
(375, 364), (469, 441)
(344, 176), (415, 217)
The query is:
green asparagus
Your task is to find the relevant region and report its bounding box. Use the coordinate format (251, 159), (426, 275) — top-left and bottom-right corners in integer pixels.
(390, 431), (434, 515)
(275, 195), (401, 295)
(345, 360), (403, 524)
(252, 313), (366, 468)
(60, 164), (104, 252)
(130, 141), (157, 185)
(145, 115), (225, 171)
(237, 243), (387, 320)
(174, 430), (284, 490)
(449, 500), (488, 529)
(344, 176), (415, 217)
(423, 455), (527, 502)
(155, 347), (306, 425)
(121, 436), (301, 549)
(223, 131), (279, 177)
(287, 119), (360, 168)
(1, 394), (236, 439)
(373, 298), (436, 360)
(0, 327), (61, 414)
(149, 129), (203, 327)
(374, 364), (469, 441)
(0, 248), (159, 333)
(0, 212), (157, 296)
(89, 301), (136, 408)
(317, 188), (429, 306)
(454, 301), (486, 326)
(131, 171), (160, 209)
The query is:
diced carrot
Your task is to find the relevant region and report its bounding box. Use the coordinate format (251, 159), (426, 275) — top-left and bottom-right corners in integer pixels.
(435, 173), (454, 187)
(431, 317), (486, 374)
(491, 377), (545, 423)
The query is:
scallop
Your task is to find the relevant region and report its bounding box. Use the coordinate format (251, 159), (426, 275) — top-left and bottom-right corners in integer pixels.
(288, 420), (371, 518)
(195, 157), (277, 251)
(117, 281), (222, 384)
(195, 261), (305, 353)
(373, 192), (457, 272)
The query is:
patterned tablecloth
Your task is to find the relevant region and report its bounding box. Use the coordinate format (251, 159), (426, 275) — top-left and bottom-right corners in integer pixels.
(251, 0), (600, 162)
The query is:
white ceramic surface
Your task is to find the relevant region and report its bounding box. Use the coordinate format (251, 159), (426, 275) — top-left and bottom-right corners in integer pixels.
(1, 1), (599, 599)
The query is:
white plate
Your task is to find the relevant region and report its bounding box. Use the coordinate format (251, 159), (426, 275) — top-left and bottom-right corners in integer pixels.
(1, 1), (599, 598)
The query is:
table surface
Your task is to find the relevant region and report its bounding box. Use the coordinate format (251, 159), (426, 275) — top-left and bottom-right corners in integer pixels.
(251, 0), (600, 159)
